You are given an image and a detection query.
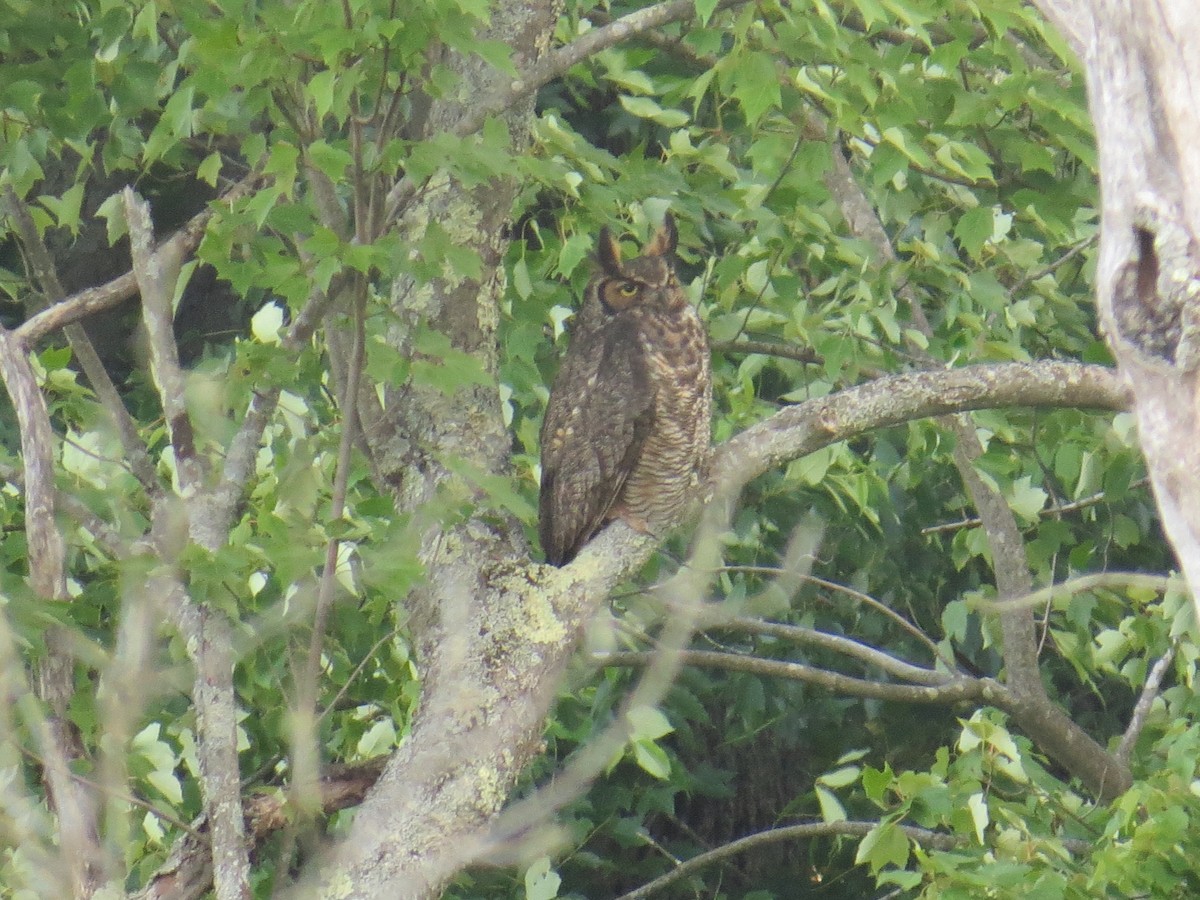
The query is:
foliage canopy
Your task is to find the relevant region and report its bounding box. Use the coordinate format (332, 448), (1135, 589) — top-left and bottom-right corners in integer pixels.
(0, 0), (1196, 898)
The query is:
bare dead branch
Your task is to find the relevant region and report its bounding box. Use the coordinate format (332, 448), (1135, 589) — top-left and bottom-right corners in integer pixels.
(0, 326), (102, 892)
(3, 186), (159, 493)
(162, 574), (252, 900)
(0, 328), (64, 600)
(1117, 641), (1177, 767)
(132, 758), (388, 900)
(15, 173), (260, 346)
(711, 338), (821, 364)
(124, 189), (207, 504)
(16, 272), (139, 343)
(949, 423), (1040, 681)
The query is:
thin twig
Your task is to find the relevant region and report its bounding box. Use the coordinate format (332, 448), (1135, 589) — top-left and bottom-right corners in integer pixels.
(16, 743), (198, 836)
(615, 819), (1091, 900)
(711, 338), (821, 364)
(922, 477), (1150, 535)
(1117, 642), (1177, 767)
(969, 571), (1174, 614)
(595, 648), (988, 705)
(714, 616), (954, 685)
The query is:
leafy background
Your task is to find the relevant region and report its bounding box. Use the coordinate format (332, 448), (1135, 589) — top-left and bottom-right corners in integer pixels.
(0, 0), (1196, 897)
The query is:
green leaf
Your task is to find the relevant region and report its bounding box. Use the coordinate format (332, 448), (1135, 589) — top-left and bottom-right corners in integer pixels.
(967, 792), (989, 843)
(627, 705), (674, 741)
(694, 0), (719, 25)
(618, 95), (689, 128)
(955, 206), (994, 259)
(632, 739), (672, 780)
(815, 785), (847, 823)
(730, 52), (781, 126)
(524, 857), (561, 900)
(198, 151), (222, 187)
(474, 40), (517, 77)
(862, 765), (892, 806)
(38, 182), (85, 234)
(308, 70), (336, 121)
(1008, 475), (1047, 522)
(818, 765), (861, 788)
(306, 140), (355, 182)
(855, 822), (909, 873)
(942, 600), (969, 642)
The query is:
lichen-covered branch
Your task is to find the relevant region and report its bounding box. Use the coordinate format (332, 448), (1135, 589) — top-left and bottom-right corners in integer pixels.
(0, 326), (100, 894)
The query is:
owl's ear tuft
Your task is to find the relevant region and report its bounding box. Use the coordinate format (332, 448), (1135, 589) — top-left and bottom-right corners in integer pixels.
(598, 227), (623, 273)
(645, 213), (678, 258)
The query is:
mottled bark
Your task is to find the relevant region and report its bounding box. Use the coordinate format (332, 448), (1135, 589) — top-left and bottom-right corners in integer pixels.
(1029, 1), (1200, 619)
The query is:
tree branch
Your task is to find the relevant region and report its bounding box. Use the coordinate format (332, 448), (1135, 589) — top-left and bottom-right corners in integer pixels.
(818, 117), (1135, 800)
(970, 571), (1175, 614)
(1117, 641), (1177, 767)
(615, 818), (1092, 900)
(161, 575), (252, 900)
(124, 190), (206, 501)
(715, 361), (1128, 490)
(596, 649), (994, 705)
(712, 616), (954, 685)
(14, 173), (260, 346)
(382, 0), (750, 222)
(921, 476), (1151, 534)
(0, 325), (100, 894)
(711, 338), (821, 364)
(3, 186), (159, 493)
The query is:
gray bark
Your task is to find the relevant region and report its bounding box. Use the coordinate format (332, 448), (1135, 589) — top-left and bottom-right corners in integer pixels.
(1030, 1), (1200, 619)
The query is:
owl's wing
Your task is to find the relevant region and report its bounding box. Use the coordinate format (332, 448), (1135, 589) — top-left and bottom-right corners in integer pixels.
(539, 320), (655, 566)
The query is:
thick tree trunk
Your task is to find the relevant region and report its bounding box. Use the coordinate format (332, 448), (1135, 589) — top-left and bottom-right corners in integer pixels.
(1033, 1), (1200, 617)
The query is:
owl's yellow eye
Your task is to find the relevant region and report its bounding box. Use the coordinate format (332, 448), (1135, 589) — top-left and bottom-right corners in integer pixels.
(618, 283), (638, 297)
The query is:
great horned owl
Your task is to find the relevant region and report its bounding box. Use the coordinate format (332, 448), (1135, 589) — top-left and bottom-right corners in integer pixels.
(539, 215), (712, 566)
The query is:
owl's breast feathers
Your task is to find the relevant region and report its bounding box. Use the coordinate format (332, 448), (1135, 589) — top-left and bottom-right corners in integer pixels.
(616, 304), (712, 530)
(539, 302), (710, 566)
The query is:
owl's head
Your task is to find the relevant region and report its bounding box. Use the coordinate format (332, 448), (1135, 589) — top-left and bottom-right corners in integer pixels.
(593, 215), (682, 313)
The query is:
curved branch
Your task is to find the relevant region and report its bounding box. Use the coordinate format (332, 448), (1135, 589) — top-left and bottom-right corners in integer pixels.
(382, 0), (750, 221)
(970, 571), (1175, 614)
(14, 174), (260, 346)
(595, 649), (994, 705)
(715, 361), (1128, 491)
(713, 616), (953, 685)
(615, 819), (1094, 900)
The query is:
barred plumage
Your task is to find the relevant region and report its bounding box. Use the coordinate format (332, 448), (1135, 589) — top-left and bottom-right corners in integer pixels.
(539, 215), (712, 566)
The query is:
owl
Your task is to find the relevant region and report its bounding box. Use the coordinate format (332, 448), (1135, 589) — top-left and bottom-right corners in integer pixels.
(539, 215), (712, 566)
